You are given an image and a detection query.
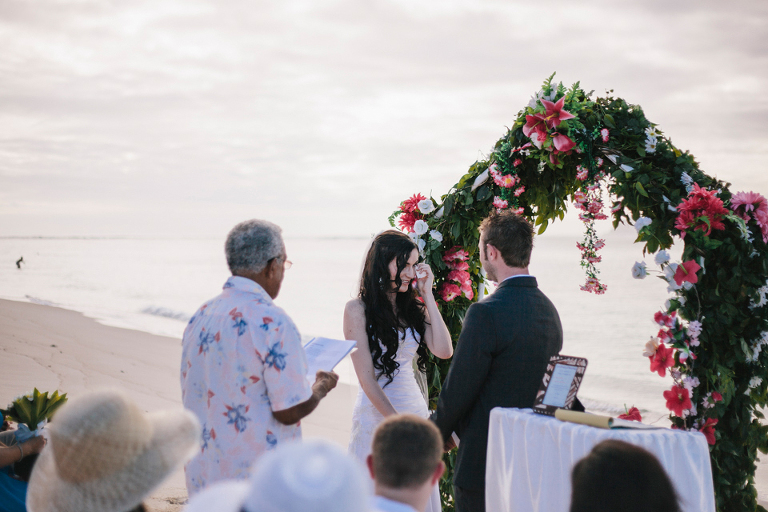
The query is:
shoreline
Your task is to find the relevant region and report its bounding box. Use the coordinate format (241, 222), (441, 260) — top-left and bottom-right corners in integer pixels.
(1, 298), (766, 509)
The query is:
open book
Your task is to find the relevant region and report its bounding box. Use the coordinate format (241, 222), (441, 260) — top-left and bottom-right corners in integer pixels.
(554, 409), (663, 430)
(303, 337), (357, 381)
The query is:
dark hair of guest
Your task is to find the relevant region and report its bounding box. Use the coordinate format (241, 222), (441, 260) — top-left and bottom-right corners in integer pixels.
(570, 440), (682, 512)
(359, 230), (428, 387)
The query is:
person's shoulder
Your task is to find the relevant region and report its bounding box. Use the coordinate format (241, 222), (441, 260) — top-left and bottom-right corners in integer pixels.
(344, 298), (365, 317)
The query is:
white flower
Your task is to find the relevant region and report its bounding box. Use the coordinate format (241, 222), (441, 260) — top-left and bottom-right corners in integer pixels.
(606, 154), (618, 164)
(620, 164), (634, 173)
(434, 206), (444, 219)
(417, 199), (435, 215)
(416, 238), (426, 252)
(471, 169), (490, 192)
(687, 320), (702, 339)
(679, 295), (686, 306)
(645, 126), (660, 138)
(408, 231), (418, 242)
(530, 131), (544, 149)
(681, 172), (695, 192)
(645, 138), (657, 154)
(664, 299), (671, 310)
(430, 230), (443, 242)
(631, 261), (647, 279)
(654, 250), (670, 266)
(528, 90), (544, 109)
(634, 217), (652, 233)
(643, 336), (660, 358)
(683, 376), (700, 394)
(749, 376), (762, 389)
(413, 220), (429, 236)
(688, 402), (697, 416)
(664, 264), (682, 292)
(683, 281), (694, 290)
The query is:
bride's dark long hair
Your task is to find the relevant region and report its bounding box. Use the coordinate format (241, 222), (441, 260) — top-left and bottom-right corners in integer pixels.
(359, 231), (429, 387)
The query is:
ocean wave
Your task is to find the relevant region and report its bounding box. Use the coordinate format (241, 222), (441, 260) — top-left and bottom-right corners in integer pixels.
(140, 306), (191, 322)
(25, 295), (59, 307)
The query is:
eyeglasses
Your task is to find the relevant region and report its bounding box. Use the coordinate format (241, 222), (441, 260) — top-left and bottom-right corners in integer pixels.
(269, 255), (293, 270)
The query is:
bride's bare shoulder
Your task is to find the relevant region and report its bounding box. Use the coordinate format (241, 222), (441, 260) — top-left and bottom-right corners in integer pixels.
(344, 298), (365, 318)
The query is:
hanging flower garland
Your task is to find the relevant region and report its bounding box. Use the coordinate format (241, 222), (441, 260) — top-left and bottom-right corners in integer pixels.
(390, 74), (768, 511)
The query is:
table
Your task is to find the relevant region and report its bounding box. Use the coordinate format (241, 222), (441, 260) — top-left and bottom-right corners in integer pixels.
(485, 408), (715, 512)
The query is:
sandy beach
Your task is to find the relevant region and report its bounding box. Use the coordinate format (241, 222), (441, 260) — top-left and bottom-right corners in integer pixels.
(0, 299), (356, 511)
(2, 297), (767, 510)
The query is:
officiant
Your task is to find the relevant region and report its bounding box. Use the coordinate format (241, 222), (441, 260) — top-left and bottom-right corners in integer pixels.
(431, 211), (563, 512)
(180, 219), (338, 496)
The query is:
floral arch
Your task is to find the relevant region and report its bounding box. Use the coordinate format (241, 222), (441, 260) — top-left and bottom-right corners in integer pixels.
(391, 75), (768, 512)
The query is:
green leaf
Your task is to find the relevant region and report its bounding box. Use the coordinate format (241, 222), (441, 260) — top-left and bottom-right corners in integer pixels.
(635, 182), (649, 197)
(603, 114), (616, 128)
(444, 195), (455, 216)
(476, 185), (490, 202)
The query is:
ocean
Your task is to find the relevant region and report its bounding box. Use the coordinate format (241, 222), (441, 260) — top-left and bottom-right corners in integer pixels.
(0, 228), (681, 421)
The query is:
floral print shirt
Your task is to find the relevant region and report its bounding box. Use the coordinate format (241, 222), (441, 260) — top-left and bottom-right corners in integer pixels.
(181, 276), (313, 495)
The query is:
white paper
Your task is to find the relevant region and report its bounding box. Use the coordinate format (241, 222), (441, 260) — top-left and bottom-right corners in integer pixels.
(610, 418), (665, 430)
(303, 337), (357, 380)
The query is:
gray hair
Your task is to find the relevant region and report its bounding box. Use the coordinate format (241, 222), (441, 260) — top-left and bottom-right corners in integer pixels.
(225, 219), (284, 274)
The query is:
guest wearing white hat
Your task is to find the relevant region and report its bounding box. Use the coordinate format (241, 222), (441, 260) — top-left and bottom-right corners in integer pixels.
(25, 389), (200, 512)
(367, 415), (445, 512)
(184, 439), (370, 512)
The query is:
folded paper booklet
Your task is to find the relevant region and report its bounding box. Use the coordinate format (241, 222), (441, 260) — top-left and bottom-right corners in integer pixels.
(554, 409), (663, 430)
(303, 337), (357, 380)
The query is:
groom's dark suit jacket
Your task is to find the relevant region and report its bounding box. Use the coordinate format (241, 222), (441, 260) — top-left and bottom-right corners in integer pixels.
(432, 276), (563, 491)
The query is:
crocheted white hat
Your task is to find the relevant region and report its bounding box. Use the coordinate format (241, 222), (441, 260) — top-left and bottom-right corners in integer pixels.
(185, 439), (371, 512)
(27, 389), (200, 512)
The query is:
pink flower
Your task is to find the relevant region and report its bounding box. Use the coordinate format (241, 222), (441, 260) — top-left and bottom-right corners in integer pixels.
(443, 246), (468, 262)
(540, 97), (576, 129)
(488, 162), (501, 179)
(576, 166), (588, 181)
(439, 283), (461, 302)
(700, 418), (718, 445)
(731, 191), (768, 218)
(551, 132), (576, 152)
(674, 184), (729, 237)
(574, 191), (588, 203)
(499, 174), (516, 188)
(617, 407), (642, 422)
(587, 201), (603, 214)
(493, 196), (509, 210)
(594, 239), (605, 250)
(522, 114), (548, 140)
(513, 159), (522, 167)
(447, 269), (471, 285)
(397, 212), (418, 233)
(601, 128), (609, 142)
(447, 260), (469, 271)
(595, 157), (604, 167)
(673, 260), (701, 286)
(654, 310), (677, 328)
(460, 281), (474, 301)
(650, 343), (674, 377)
(663, 385), (693, 417)
(712, 392), (723, 402)
(512, 207), (524, 215)
(514, 186), (525, 197)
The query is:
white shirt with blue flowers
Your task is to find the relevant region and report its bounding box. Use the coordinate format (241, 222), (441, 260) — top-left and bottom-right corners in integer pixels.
(181, 276), (313, 495)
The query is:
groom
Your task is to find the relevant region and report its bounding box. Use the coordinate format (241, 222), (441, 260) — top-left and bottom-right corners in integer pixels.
(431, 211), (563, 512)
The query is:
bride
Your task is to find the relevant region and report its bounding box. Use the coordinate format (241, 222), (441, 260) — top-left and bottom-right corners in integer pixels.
(345, 230), (453, 512)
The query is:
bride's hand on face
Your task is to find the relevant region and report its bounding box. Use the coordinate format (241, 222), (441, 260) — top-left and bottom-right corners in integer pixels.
(414, 263), (434, 297)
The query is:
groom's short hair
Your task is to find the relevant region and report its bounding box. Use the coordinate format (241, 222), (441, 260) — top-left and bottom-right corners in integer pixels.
(480, 211), (534, 268)
(371, 414), (442, 489)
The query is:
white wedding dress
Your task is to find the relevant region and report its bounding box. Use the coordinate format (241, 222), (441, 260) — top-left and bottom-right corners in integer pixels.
(349, 328), (442, 512)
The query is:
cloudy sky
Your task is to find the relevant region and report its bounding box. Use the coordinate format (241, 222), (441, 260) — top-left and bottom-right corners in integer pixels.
(1, 0), (766, 237)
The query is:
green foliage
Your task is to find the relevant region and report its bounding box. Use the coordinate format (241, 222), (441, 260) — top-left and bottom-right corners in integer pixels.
(1, 388), (68, 430)
(391, 75), (768, 512)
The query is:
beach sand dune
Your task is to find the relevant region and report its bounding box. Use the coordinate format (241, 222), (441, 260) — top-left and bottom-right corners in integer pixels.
(2, 298), (767, 510)
(0, 299), (354, 511)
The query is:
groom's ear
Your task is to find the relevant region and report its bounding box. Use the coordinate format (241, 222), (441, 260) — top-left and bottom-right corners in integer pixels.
(486, 243), (499, 261)
(366, 454), (376, 479)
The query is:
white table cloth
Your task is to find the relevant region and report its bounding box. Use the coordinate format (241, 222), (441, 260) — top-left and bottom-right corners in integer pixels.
(485, 408), (715, 512)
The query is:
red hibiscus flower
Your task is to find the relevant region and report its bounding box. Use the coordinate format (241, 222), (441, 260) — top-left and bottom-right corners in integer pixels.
(523, 114), (548, 140)
(654, 310), (677, 328)
(673, 260), (701, 286)
(443, 246), (469, 262)
(617, 406), (642, 422)
(447, 269), (471, 285)
(650, 343), (675, 377)
(400, 193), (427, 213)
(712, 392), (723, 402)
(674, 184), (729, 237)
(700, 418), (718, 445)
(551, 132), (576, 152)
(663, 385), (693, 417)
(540, 97), (576, 129)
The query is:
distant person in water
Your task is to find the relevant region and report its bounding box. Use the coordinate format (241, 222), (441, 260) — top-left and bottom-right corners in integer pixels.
(15, 257), (23, 269)
(180, 219), (339, 495)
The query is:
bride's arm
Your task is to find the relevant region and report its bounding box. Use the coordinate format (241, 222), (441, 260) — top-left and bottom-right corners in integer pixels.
(416, 263), (454, 360)
(344, 299), (398, 418)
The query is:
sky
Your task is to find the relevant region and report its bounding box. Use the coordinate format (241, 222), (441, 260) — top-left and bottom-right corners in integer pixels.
(1, 0), (766, 238)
